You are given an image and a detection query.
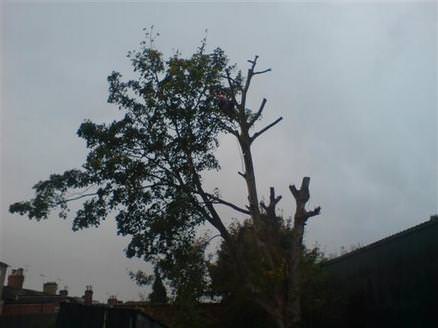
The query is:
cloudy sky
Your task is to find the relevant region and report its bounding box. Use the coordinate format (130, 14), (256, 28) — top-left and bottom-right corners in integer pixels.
(1, 1), (436, 302)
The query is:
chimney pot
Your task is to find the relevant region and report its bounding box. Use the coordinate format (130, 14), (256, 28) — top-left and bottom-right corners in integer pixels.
(59, 286), (68, 297)
(43, 282), (58, 295)
(7, 268), (24, 289)
(108, 295), (118, 306)
(83, 285), (93, 305)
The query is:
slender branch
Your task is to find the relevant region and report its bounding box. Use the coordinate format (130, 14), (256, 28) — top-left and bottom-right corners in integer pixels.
(241, 56), (270, 114)
(64, 180), (168, 206)
(247, 55), (259, 66)
(64, 184), (97, 198)
(253, 68), (272, 76)
(201, 234), (222, 249)
(182, 146), (231, 241)
(204, 192), (250, 215)
(250, 117), (283, 143)
(218, 121), (239, 137)
(240, 55), (259, 116)
(221, 72), (238, 85)
(248, 98), (267, 127)
(62, 192), (99, 204)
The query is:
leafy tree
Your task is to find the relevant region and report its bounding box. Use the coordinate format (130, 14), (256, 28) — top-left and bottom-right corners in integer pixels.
(149, 268), (168, 304)
(209, 216), (328, 328)
(10, 31), (321, 328)
(162, 238), (211, 328)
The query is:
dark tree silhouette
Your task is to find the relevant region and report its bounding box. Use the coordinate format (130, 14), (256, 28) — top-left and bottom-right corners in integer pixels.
(149, 268), (168, 304)
(10, 32), (320, 328)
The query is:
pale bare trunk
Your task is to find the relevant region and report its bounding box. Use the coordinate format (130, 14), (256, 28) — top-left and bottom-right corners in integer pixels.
(238, 133), (261, 222)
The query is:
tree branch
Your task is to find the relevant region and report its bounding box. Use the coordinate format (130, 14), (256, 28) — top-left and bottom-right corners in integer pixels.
(306, 206), (321, 219)
(204, 192), (250, 215)
(217, 121), (239, 138)
(60, 192), (99, 204)
(240, 55), (259, 116)
(260, 187), (282, 218)
(287, 177), (321, 324)
(64, 181), (169, 206)
(224, 69), (240, 106)
(182, 148), (231, 241)
(200, 234), (222, 249)
(289, 177), (321, 221)
(253, 68), (272, 76)
(248, 98), (267, 127)
(250, 117), (283, 143)
(247, 56), (258, 65)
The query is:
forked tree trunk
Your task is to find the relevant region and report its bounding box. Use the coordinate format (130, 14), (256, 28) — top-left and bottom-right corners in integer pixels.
(243, 180), (319, 328)
(222, 56), (319, 328)
(287, 177), (321, 327)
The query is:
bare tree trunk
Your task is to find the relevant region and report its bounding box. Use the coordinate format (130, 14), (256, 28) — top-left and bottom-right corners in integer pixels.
(238, 133), (261, 221)
(223, 56), (319, 328)
(223, 55), (282, 229)
(288, 221), (305, 326)
(287, 177), (321, 327)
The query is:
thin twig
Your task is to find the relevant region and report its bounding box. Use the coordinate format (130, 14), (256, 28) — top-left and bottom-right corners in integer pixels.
(204, 193), (250, 215)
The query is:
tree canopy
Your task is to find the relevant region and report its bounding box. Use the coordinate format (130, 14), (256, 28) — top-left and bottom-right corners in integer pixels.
(10, 37), (236, 262)
(10, 32), (321, 328)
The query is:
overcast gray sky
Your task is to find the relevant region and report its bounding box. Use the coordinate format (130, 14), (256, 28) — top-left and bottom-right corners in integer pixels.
(1, 1), (437, 302)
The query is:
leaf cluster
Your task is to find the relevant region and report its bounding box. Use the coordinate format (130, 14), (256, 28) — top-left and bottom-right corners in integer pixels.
(208, 218), (329, 327)
(10, 39), (239, 265)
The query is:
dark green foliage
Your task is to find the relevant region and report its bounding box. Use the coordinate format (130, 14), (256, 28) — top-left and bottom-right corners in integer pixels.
(149, 268), (168, 304)
(162, 239), (211, 328)
(209, 219), (330, 328)
(209, 218), (291, 311)
(9, 36), (238, 265)
(161, 239), (209, 303)
(300, 249), (334, 328)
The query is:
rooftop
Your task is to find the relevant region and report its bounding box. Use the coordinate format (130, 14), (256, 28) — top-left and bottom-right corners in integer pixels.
(326, 216), (438, 265)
